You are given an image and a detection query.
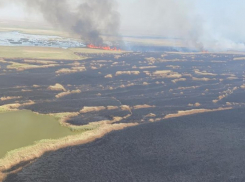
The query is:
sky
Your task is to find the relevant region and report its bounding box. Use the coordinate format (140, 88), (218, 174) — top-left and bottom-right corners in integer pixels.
(118, 0), (245, 38)
(0, 0), (245, 50)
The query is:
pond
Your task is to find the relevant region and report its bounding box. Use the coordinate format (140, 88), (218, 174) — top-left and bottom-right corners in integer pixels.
(0, 110), (75, 158)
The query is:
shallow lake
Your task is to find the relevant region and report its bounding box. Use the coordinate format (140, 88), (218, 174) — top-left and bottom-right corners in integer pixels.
(0, 110), (75, 158)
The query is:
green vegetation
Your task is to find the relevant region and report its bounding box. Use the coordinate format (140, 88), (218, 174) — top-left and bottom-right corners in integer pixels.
(0, 27), (70, 38)
(0, 110), (76, 159)
(0, 104), (20, 113)
(0, 46), (83, 60)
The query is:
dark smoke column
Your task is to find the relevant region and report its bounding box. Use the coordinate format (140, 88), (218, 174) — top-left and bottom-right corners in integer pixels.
(20, 0), (120, 45)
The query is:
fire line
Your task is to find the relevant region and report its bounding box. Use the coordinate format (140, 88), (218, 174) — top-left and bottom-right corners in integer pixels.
(87, 44), (121, 51)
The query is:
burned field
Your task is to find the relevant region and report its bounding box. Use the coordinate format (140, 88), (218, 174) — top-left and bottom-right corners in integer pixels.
(0, 51), (245, 123)
(1, 50), (245, 180)
(5, 108), (245, 182)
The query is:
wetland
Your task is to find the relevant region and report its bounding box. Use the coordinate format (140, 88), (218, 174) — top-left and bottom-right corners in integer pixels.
(0, 110), (75, 159)
(1, 31), (245, 181)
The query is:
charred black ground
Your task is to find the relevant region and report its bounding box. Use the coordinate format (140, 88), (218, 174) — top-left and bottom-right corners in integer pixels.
(1, 50), (245, 181)
(5, 108), (245, 182)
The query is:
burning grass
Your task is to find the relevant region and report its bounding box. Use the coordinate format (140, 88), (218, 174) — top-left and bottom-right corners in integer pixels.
(87, 44), (121, 51)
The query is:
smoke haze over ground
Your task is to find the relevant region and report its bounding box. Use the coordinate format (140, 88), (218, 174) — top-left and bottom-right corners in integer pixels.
(119, 0), (245, 51)
(0, 0), (245, 51)
(0, 0), (120, 45)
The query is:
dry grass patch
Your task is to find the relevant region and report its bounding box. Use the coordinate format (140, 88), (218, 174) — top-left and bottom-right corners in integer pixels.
(139, 66), (157, 69)
(133, 105), (155, 110)
(70, 48), (124, 54)
(145, 113), (156, 118)
(192, 77), (213, 81)
(178, 86), (199, 90)
(166, 65), (181, 69)
(21, 89), (32, 92)
(33, 85), (40, 88)
(24, 60), (57, 64)
(164, 107), (232, 119)
(152, 70), (182, 78)
(241, 84), (245, 89)
(105, 74), (113, 78)
(120, 105), (132, 112)
(227, 77), (238, 80)
(107, 106), (119, 110)
(172, 78), (187, 83)
(233, 57), (245, 61)
(48, 83), (66, 92)
(80, 106), (106, 113)
(188, 103), (201, 107)
(0, 96), (22, 101)
(55, 89), (81, 98)
(7, 62), (58, 71)
(56, 66), (86, 74)
(0, 100), (35, 112)
(212, 87), (238, 103)
(0, 122), (137, 181)
(194, 70), (217, 76)
(115, 71), (140, 76)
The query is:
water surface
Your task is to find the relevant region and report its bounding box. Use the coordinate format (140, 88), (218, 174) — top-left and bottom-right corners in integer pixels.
(0, 110), (74, 158)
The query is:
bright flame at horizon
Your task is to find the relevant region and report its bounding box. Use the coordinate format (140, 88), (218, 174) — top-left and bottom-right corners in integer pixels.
(87, 44), (121, 51)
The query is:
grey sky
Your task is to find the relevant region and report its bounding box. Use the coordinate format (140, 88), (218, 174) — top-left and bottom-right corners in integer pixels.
(0, 0), (245, 50)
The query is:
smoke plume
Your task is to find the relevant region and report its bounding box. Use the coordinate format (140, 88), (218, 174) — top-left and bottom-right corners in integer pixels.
(13, 0), (120, 45)
(121, 0), (245, 51)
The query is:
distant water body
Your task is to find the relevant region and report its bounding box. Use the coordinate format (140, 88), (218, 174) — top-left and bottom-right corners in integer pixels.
(0, 31), (85, 48)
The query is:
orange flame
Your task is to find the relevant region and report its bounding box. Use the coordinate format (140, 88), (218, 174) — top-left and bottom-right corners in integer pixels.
(87, 44), (121, 51)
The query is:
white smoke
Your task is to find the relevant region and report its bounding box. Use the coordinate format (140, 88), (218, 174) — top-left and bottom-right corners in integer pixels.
(119, 0), (245, 51)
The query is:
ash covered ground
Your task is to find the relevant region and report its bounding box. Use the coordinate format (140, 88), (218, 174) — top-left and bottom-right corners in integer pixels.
(1, 51), (245, 124)
(2, 50), (245, 181)
(5, 108), (245, 182)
